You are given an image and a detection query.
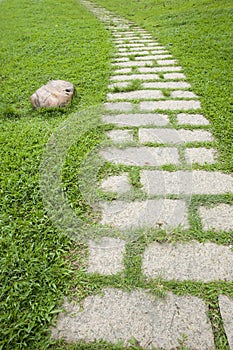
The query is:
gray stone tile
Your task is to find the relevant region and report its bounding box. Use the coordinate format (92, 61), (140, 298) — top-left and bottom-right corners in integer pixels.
(116, 43), (145, 47)
(139, 128), (213, 144)
(170, 90), (198, 98)
(185, 148), (217, 165)
(138, 66), (182, 73)
(104, 102), (133, 111)
(140, 100), (201, 111)
(107, 129), (134, 143)
(163, 72), (186, 79)
(51, 288), (214, 350)
(100, 146), (180, 166)
(114, 68), (132, 74)
(100, 199), (189, 230)
(150, 50), (170, 54)
(142, 241), (233, 282)
(101, 174), (131, 194)
(88, 238), (126, 275)
(177, 113), (210, 125)
(102, 113), (169, 127)
(199, 204), (233, 232)
(112, 61), (153, 67)
(107, 90), (163, 100)
(114, 57), (129, 62)
(108, 82), (129, 89)
(135, 54), (172, 60)
(219, 295), (233, 349)
(143, 81), (191, 89)
(157, 60), (178, 66)
(111, 74), (160, 81)
(117, 50), (150, 56)
(141, 170), (233, 195)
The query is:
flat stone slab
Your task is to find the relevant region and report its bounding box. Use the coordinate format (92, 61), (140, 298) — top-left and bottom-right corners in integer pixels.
(104, 102), (133, 111)
(112, 61), (153, 67)
(100, 199), (189, 230)
(114, 68), (132, 74)
(107, 129), (134, 143)
(102, 113), (169, 126)
(117, 50), (150, 56)
(199, 204), (233, 232)
(177, 113), (210, 125)
(138, 66), (182, 73)
(141, 170), (233, 195)
(218, 295), (233, 349)
(111, 74), (160, 81)
(143, 81), (191, 89)
(100, 146), (180, 166)
(163, 73), (186, 79)
(101, 174), (131, 194)
(142, 241), (233, 282)
(185, 147), (217, 165)
(157, 60), (177, 66)
(107, 90), (163, 100)
(139, 128), (213, 144)
(140, 100), (201, 111)
(51, 288), (215, 350)
(87, 238), (126, 275)
(170, 90), (198, 98)
(134, 54), (172, 60)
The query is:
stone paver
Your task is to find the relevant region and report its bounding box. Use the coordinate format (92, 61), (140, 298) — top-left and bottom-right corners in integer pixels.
(219, 295), (233, 350)
(117, 50), (150, 56)
(140, 100), (201, 111)
(107, 129), (134, 143)
(51, 288), (215, 350)
(104, 102), (133, 111)
(199, 204), (233, 232)
(102, 113), (169, 126)
(185, 147), (217, 165)
(139, 128), (213, 144)
(101, 173), (131, 193)
(170, 90), (198, 98)
(143, 81), (191, 89)
(163, 72), (186, 79)
(138, 66), (182, 73)
(111, 74), (160, 81)
(107, 90), (164, 100)
(100, 199), (189, 230)
(177, 113), (210, 125)
(134, 54), (172, 60)
(157, 60), (177, 66)
(115, 68), (132, 74)
(141, 170), (233, 195)
(100, 146), (180, 166)
(112, 60), (154, 67)
(142, 241), (233, 282)
(88, 238), (126, 275)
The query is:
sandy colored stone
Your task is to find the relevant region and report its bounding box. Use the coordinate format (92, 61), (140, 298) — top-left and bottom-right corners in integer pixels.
(219, 295), (233, 349)
(199, 204), (233, 232)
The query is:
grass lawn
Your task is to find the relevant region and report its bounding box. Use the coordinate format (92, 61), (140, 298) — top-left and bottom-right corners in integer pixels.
(0, 0), (233, 349)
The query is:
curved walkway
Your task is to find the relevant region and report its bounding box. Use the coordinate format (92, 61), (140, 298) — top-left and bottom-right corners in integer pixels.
(51, 1), (233, 349)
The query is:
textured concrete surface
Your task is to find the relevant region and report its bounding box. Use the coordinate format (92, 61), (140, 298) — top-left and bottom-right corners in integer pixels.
(107, 129), (134, 143)
(177, 113), (210, 125)
(102, 113), (169, 126)
(163, 72), (186, 79)
(170, 90), (197, 98)
(88, 238), (126, 275)
(135, 54), (172, 60)
(219, 295), (233, 350)
(157, 60), (177, 66)
(51, 288), (215, 350)
(139, 128), (213, 144)
(100, 199), (189, 230)
(107, 89), (164, 100)
(199, 204), (233, 232)
(141, 170), (233, 195)
(100, 146), (180, 166)
(185, 147), (217, 165)
(138, 66), (182, 72)
(104, 102), (133, 111)
(143, 81), (191, 89)
(111, 74), (160, 81)
(113, 60), (154, 67)
(142, 241), (233, 282)
(114, 68), (132, 74)
(101, 174), (131, 194)
(140, 100), (201, 111)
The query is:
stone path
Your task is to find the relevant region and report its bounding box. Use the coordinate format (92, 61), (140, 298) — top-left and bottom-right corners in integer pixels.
(51, 1), (233, 349)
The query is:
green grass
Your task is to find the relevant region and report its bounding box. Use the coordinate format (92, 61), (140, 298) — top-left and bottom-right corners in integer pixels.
(1, 0), (233, 349)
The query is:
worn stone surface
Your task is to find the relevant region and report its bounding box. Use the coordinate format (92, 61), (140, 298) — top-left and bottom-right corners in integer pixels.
(112, 60), (153, 67)
(100, 199), (189, 230)
(104, 102), (133, 111)
(177, 113), (210, 125)
(87, 238), (126, 275)
(102, 113), (169, 127)
(51, 288), (215, 350)
(141, 170), (233, 195)
(143, 81), (191, 89)
(140, 100), (201, 111)
(107, 90), (163, 100)
(170, 90), (198, 98)
(101, 174), (131, 194)
(135, 54), (172, 60)
(199, 204), (233, 232)
(163, 72), (186, 79)
(139, 128), (213, 144)
(142, 241), (233, 282)
(138, 66), (182, 73)
(115, 68), (132, 74)
(157, 60), (177, 66)
(111, 74), (160, 81)
(185, 148), (217, 165)
(219, 295), (233, 350)
(100, 146), (180, 166)
(30, 80), (74, 108)
(107, 129), (134, 143)
(117, 50), (150, 56)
